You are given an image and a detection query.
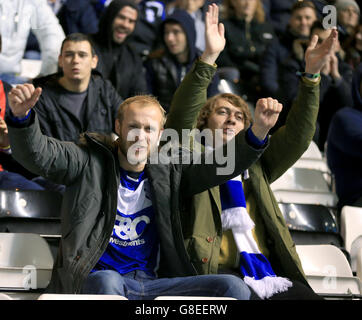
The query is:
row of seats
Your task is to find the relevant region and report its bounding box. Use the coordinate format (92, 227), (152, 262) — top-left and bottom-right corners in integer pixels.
(270, 141), (362, 299)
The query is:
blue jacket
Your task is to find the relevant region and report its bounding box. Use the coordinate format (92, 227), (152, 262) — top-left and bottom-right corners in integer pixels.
(327, 63), (362, 207)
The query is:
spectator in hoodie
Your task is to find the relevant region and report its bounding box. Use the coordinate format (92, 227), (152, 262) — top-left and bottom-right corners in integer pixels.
(91, 0), (147, 99)
(217, 0), (275, 103)
(144, 9), (220, 112)
(260, 0), (317, 97)
(0, 0), (65, 84)
(327, 63), (362, 208)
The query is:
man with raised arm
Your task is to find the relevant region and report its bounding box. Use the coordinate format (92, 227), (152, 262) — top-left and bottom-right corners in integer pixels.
(166, 3), (337, 299)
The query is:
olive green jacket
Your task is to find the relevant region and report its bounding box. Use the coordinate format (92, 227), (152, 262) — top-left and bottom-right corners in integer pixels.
(166, 60), (320, 285)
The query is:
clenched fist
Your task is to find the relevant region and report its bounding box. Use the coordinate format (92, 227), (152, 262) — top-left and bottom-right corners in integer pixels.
(251, 98), (283, 140)
(8, 84), (42, 118)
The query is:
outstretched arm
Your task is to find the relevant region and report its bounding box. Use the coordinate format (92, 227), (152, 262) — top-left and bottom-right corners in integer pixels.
(165, 4), (225, 134)
(262, 28), (338, 182)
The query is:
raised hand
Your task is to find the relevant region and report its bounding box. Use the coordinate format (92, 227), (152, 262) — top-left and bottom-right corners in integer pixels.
(200, 3), (225, 66)
(8, 84), (42, 118)
(305, 28), (338, 75)
(252, 98), (283, 140)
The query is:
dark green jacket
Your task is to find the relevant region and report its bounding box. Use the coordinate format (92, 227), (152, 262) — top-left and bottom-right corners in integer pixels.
(166, 59), (320, 286)
(7, 110), (266, 293)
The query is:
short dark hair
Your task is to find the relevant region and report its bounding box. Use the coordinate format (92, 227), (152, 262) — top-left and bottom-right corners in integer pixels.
(60, 33), (96, 56)
(291, 0), (317, 15)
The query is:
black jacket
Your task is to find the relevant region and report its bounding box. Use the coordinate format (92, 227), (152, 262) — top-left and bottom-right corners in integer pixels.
(217, 17), (275, 78)
(91, 0), (147, 99)
(33, 71), (122, 142)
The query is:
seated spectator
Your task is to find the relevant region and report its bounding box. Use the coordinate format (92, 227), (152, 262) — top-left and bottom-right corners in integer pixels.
(344, 24), (362, 69)
(275, 21), (353, 151)
(260, 0), (317, 97)
(167, 3), (337, 300)
(90, 0), (147, 99)
(335, 0), (360, 47)
(327, 63), (362, 208)
(217, 0), (275, 103)
(144, 9), (219, 112)
(0, 0), (65, 84)
(33, 33), (123, 142)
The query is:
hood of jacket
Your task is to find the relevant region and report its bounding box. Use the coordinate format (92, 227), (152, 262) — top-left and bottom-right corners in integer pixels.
(94, 0), (139, 49)
(161, 9), (197, 64)
(352, 63), (362, 111)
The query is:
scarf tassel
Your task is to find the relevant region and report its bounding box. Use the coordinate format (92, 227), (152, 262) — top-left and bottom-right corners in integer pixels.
(244, 276), (293, 300)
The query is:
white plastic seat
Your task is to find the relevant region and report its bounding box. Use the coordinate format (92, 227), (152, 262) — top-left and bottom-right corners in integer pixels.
(154, 296), (236, 300)
(296, 244), (361, 296)
(37, 294), (128, 300)
(0, 233), (54, 290)
(301, 141), (323, 160)
(341, 206), (362, 273)
(357, 247), (362, 283)
(294, 141), (330, 174)
(271, 167), (338, 207)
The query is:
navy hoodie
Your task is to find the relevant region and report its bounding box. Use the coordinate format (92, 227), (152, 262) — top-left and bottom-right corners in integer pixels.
(327, 63), (362, 207)
(145, 9), (219, 112)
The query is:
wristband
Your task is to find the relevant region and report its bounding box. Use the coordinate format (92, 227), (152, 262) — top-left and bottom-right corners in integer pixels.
(296, 71), (320, 79)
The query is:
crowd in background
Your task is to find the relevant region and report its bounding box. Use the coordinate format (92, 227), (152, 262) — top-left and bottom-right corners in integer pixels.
(0, 0), (362, 209)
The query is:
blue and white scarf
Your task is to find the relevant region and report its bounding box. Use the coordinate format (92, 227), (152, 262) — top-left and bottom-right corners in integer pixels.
(220, 174), (292, 299)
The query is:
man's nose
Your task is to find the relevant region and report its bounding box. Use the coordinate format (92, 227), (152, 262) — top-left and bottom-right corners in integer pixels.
(227, 114), (236, 124)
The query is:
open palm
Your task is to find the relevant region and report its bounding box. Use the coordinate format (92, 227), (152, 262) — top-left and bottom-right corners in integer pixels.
(305, 28), (338, 74)
(204, 4), (225, 56)
(200, 4), (225, 65)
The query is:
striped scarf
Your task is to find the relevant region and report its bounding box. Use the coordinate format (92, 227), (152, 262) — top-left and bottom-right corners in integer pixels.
(220, 174), (292, 299)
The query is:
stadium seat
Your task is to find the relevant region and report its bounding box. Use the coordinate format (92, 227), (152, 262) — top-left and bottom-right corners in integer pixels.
(154, 296), (237, 300)
(0, 189), (62, 259)
(0, 233), (54, 290)
(0, 189), (62, 236)
(292, 141), (331, 185)
(340, 206), (362, 273)
(37, 294), (128, 300)
(271, 167), (338, 207)
(278, 203), (342, 247)
(296, 244), (362, 298)
(357, 247), (362, 282)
